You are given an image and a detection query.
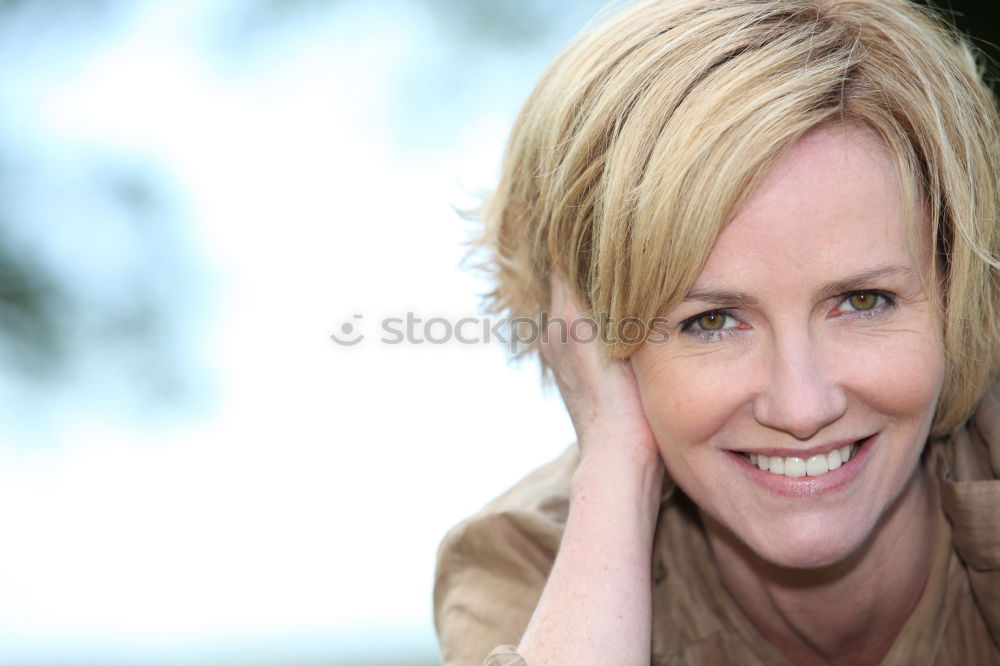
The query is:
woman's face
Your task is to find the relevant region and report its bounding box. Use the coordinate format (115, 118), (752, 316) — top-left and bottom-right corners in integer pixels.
(631, 124), (945, 569)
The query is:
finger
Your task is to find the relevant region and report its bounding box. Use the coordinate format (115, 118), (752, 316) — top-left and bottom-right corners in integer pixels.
(543, 274), (603, 383)
(541, 273), (578, 366)
(548, 272), (584, 321)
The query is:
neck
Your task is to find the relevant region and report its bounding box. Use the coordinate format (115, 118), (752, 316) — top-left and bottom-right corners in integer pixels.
(702, 464), (938, 666)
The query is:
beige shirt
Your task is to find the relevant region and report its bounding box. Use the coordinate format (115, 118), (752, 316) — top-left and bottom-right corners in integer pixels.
(434, 384), (1000, 665)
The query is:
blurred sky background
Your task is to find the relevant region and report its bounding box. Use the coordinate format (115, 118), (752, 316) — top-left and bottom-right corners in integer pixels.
(0, 0), (616, 664)
(0, 1), (996, 665)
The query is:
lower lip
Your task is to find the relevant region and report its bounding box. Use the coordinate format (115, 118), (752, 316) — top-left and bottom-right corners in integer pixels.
(730, 434), (877, 498)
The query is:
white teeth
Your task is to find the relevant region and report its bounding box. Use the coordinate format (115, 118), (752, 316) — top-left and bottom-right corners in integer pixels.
(746, 441), (861, 478)
(805, 454), (828, 476)
(785, 457), (806, 477)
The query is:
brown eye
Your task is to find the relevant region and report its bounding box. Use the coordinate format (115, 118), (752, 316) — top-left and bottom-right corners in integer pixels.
(847, 292), (880, 311)
(697, 313), (727, 330)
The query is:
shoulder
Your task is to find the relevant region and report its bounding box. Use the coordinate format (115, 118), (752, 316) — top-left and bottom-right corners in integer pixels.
(932, 377), (1000, 649)
(434, 445), (578, 666)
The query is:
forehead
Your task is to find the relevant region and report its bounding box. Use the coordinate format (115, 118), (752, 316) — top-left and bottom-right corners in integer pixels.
(695, 124), (918, 289)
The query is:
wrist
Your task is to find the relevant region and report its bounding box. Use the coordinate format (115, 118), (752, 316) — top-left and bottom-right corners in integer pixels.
(571, 443), (665, 521)
(576, 428), (663, 480)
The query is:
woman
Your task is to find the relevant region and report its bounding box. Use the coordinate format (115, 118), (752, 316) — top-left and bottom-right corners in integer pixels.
(435, 0), (1000, 664)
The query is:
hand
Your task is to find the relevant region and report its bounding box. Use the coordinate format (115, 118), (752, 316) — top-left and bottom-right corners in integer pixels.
(517, 273), (664, 665)
(540, 273), (661, 470)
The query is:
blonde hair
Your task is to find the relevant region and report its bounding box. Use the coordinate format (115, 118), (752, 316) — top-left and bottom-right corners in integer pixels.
(472, 0), (1000, 436)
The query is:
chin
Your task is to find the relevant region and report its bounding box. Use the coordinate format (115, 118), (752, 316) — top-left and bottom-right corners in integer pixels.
(755, 534), (862, 571)
(714, 511), (876, 572)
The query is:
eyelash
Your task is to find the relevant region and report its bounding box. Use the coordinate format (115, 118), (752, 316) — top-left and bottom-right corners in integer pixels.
(679, 290), (898, 341)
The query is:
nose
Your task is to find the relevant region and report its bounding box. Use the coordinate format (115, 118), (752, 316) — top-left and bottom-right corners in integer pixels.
(753, 331), (848, 440)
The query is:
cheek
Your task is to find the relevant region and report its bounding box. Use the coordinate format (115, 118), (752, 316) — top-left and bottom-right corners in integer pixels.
(632, 328), (945, 455)
(633, 350), (755, 455)
(835, 332), (945, 422)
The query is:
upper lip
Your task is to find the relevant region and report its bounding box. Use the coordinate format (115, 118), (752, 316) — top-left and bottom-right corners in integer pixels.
(733, 435), (872, 459)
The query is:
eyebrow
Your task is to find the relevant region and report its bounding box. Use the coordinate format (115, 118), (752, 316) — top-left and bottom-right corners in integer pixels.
(815, 265), (914, 300)
(683, 264), (914, 307)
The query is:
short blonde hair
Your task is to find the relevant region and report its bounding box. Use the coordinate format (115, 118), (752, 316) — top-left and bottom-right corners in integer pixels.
(473, 0), (1000, 436)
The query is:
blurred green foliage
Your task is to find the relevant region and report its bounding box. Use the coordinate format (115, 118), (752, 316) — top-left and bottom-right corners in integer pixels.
(0, 0), (210, 424)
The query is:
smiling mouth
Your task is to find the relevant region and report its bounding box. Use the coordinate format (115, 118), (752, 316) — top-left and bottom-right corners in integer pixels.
(738, 438), (868, 478)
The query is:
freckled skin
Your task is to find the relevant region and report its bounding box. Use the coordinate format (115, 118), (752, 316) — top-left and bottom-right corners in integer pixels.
(631, 125), (944, 570)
